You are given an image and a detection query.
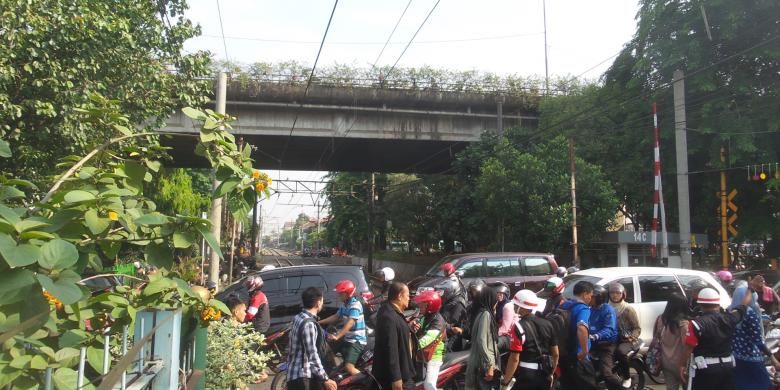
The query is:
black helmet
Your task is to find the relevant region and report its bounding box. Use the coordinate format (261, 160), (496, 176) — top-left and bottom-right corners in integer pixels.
(468, 279), (486, 302)
(490, 282), (510, 299)
(567, 266), (580, 274)
(592, 284), (608, 306)
(435, 279), (460, 303)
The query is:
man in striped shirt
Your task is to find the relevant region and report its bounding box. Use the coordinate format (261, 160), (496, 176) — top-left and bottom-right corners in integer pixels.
(288, 287), (337, 390)
(319, 279), (366, 376)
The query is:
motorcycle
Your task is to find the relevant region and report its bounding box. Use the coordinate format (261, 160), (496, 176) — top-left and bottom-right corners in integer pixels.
(591, 342), (647, 390)
(337, 350), (470, 390)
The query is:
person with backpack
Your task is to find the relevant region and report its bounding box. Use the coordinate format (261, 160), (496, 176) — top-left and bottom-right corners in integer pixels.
(318, 280), (366, 376)
(466, 286), (501, 390)
(287, 287), (337, 390)
(436, 279), (468, 350)
(558, 281), (596, 390)
(588, 284), (622, 388)
(608, 282), (640, 389)
(652, 293), (693, 390)
(411, 290), (448, 390)
(501, 290), (559, 390)
(245, 275), (271, 334)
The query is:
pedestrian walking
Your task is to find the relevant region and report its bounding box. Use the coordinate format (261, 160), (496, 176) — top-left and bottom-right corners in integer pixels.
(501, 290), (559, 390)
(245, 275), (271, 333)
(684, 287), (751, 390)
(558, 281), (596, 390)
(411, 290), (447, 390)
(287, 287), (337, 390)
(466, 286), (500, 390)
(372, 281), (417, 390)
(319, 279), (366, 376)
(608, 282), (641, 388)
(653, 293), (692, 390)
(730, 285), (780, 390)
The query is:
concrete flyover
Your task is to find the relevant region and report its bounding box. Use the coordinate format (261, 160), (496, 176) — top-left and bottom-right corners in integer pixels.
(160, 79), (540, 173)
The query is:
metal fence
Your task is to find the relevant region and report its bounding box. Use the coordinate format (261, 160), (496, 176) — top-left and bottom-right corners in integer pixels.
(40, 310), (196, 390)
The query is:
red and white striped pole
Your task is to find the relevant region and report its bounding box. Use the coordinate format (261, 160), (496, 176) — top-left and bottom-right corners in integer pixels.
(651, 102), (669, 261)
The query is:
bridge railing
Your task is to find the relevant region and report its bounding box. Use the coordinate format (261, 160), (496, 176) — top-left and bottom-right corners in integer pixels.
(228, 73), (573, 97)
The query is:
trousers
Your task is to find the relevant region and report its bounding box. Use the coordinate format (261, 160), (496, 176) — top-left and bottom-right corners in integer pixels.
(512, 367), (550, 390)
(592, 344), (622, 388)
(691, 363), (734, 390)
(288, 378), (324, 390)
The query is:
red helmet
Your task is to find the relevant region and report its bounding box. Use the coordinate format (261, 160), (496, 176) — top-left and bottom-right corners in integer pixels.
(413, 290), (442, 314)
(334, 280), (356, 296)
(440, 262), (456, 277)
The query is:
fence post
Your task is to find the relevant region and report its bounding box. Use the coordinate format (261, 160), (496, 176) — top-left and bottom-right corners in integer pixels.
(192, 325), (207, 390)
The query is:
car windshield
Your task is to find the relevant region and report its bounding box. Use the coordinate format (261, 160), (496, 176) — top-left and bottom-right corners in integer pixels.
(562, 274), (601, 299)
(426, 255), (462, 276)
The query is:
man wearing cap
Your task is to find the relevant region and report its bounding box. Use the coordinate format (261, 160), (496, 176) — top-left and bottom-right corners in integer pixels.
(684, 287), (751, 390)
(501, 290), (559, 390)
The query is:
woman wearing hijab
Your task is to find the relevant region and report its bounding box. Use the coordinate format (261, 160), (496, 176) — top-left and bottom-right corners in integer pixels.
(730, 285), (780, 390)
(466, 286), (500, 390)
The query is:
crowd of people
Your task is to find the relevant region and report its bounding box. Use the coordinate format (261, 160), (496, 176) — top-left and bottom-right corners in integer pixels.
(222, 263), (780, 390)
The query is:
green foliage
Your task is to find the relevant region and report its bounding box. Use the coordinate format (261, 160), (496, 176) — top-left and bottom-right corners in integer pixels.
(538, 0), (779, 245)
(0, 100), (267, 387)
(147, 169), (211, 217)
(205, 321), (272, 390)
(0, 0), (211, 184)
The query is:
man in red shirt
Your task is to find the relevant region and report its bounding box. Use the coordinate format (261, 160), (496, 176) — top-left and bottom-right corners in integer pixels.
(245, 276), (270, 333)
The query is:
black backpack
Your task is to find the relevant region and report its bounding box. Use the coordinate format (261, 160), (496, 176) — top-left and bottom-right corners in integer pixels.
(543, 302), (584, 358)
(297, 317), (337, 373)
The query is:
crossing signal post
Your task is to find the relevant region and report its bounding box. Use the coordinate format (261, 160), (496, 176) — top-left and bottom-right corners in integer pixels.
(719, 146), (738, 268)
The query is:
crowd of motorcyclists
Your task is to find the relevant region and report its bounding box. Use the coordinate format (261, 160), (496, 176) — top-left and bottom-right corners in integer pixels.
(221, 263), (780, 390)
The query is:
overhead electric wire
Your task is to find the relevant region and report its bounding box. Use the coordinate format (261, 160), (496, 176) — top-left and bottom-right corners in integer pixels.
(215, 0), (230, 63)
(200, 31), (543, 45)
(372, 0), (414, 68)
(278, 0), (339, 167)
(385, 0), (442, 77)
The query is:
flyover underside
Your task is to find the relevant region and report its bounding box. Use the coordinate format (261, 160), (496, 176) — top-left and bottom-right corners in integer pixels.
(161, 134), (469, 173)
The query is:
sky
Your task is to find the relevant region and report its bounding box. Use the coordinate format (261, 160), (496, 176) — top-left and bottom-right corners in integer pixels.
(182, 0), (640, 233)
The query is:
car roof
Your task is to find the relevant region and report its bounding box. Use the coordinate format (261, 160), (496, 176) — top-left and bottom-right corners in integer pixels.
(574, 267), (713, 278)
(260, 263), (363, 272)
(448, 252), (553, 260)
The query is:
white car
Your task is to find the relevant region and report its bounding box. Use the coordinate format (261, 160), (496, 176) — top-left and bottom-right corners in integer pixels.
(562, 267), (729, 346)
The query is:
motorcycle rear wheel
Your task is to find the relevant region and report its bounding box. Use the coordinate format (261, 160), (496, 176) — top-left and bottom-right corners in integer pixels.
(270, 370), (288, 390)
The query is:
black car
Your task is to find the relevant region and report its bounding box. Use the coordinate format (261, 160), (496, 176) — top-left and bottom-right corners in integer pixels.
(216, 264), (373, 334)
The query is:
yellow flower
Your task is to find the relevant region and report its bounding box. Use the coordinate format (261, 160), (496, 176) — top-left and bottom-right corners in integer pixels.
(266, 177), (273, 186)
(252, 170), (261, 179)
(43, 291), (63, 311)
(255, 182), (265, 192)
(107, 211), (119, 221)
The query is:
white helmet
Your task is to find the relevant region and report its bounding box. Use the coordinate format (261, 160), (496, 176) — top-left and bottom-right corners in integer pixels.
(696, 287), (720, 304)
(380, 267), (395, 282)
(512, 289), (541, 311)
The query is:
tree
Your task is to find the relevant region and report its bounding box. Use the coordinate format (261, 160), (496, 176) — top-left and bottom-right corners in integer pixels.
(146, 168), (211, 217)
(383, 174), (436, 251)
(0, 0), (211, 184)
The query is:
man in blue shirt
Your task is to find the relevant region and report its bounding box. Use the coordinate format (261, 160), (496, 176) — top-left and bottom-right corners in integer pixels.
(588, 284), (623, 388)
(319, 279), (366, 376)
(559, 280), (597, 390)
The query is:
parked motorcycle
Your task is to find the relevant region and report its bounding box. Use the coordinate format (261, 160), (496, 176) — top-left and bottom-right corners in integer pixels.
(591, 342), (647, 390)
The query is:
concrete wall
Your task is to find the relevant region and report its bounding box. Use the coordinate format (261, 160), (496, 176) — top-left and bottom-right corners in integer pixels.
(346, 256), (431, 283)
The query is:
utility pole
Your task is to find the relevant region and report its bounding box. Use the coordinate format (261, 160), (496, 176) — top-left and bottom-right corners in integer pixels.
(208, 72), (227, 287)
(542, 0), (550, 95)
(257, 204), (263, 255)
(569, 138), (580, 268)
(250, 193), (258, 256)
(496, 95), (505, 137)
(367, 173), (376, 272)
(316, 198), (321, 251)
(673, 69), (693, 269)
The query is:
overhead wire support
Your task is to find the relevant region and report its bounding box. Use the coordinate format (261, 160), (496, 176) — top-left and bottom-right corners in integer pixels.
(215, 0), (230, 63)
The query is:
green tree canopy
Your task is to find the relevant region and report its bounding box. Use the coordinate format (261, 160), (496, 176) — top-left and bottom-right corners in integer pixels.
(0, 0), (211, 184)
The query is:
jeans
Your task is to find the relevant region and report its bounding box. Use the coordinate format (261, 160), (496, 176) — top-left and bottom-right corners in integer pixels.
(615, 341), (637, 379)
(592, 344), (622, 388)
(424, 361), (443, 390)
